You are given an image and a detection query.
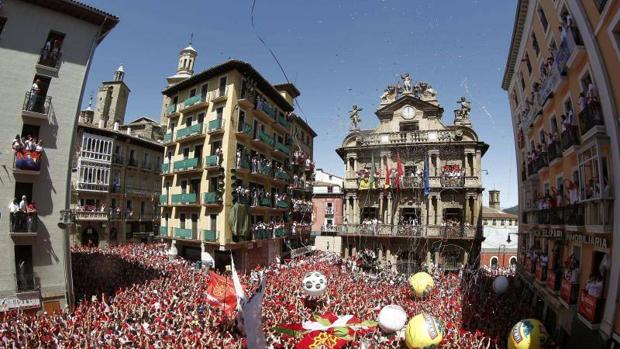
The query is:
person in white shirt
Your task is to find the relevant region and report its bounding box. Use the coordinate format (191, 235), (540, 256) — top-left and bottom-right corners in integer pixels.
(8, 199), (19, 231)
(27, 80), (41, 111)
(19, 195), (28, 212)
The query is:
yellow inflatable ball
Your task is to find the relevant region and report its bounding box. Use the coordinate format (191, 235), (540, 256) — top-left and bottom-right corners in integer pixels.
(405, 313), (444, 349)
(408, 272), (434, 297)
(507, 319), (549, 349)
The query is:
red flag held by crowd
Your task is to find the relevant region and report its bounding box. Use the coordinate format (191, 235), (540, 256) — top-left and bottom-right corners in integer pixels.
(395, 152), (404, 190)
(206, 271), (237, 315)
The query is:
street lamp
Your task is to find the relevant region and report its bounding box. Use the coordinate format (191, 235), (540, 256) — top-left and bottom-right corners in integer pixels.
(506, 232), (527, 244)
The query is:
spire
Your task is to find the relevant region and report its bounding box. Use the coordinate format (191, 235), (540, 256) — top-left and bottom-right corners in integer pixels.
(167, 38), (198, 86)
(114, 64), (125, 81)
(86, 94), (93, 111)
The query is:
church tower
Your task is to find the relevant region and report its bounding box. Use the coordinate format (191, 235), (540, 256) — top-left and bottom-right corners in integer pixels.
(93, 65), (130, 129)
(166, 43), (197, 86)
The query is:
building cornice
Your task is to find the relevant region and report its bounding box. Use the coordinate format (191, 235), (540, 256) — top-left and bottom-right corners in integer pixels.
(501, 0), (529, 90)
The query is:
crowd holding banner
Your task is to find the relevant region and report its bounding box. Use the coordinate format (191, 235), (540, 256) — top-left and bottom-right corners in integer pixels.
(0, 243), (550, 348)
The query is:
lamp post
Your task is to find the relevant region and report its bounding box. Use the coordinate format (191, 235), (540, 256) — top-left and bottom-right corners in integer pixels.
(498, 244), (506, 268)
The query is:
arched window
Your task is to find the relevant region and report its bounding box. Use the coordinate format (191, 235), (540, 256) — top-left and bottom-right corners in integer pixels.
(509, 256), (517, 266)
(490, 256), (499, 269)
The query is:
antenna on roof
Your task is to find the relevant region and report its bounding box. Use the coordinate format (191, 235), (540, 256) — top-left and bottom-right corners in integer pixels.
(189, 32), (194, 46)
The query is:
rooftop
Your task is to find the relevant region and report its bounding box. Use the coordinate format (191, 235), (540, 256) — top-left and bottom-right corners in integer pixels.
(481, 206), (518, 220)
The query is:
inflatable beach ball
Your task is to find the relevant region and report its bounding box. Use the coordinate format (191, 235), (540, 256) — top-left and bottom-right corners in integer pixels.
(404, 313), (444, 349)
(507, 319), (549, 349)
(408, 272), (434, 297)
(378, 305), (408, 333)
(493, 276), (509, 294)
(302, 271), (328, 297)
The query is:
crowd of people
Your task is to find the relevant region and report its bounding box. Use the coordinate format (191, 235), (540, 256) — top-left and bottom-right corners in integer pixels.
(291, 198), (312, 213)
(440, 165), (465, 187)
(12, 134), (44, 171)
(0, 243), (555, 348)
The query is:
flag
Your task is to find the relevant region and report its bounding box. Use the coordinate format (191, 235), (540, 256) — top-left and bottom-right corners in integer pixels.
(206, 271), (237, 315)
(242, 274), (267, 349)
(384, 156), (390, 189)
(423, 154), (430, 197)
(230, 252), (246, 310)
(396, 152), (404, 190)
(369, 153), (376, 189)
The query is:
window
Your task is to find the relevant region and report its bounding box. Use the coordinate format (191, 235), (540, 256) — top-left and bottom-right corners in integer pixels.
(578, 145), (602, 200)
(538, 6), (549, 32)
(399, 122), (419, 132)
(532, 33), (540, 56)
(327, 186), (333, 193)
(520, 73), (526, 90)
(38, 31), (65, 68)
(140, 201), (145, 215)
(189, 89), (196, 98)
(218, 76), (227, 94)
(185, 116), (192, 127)
(0, 17), (6, 38)
(15, 245), (34, 292)
(201, 84), (208, 98)
(490, 257), (499, 269)
(492, 219), (497, 225)
(216, 107), (223, 120)
(198, 112), (205, 124)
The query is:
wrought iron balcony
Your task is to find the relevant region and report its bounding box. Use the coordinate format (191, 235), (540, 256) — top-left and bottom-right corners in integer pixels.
(15, 273), (39, 293)
(176, 123), (204, 140)
(22, 91), (52, 119)
(9, 212), (38, 236)
(578, 102), (604, 137)
(171, 193), (198, 205)
(356, 129), (455, 146)
(75, 210), (108, 221)
(208, 118), (224, 133)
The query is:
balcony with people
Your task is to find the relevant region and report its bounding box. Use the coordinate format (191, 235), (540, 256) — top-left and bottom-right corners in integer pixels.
(577, 90), (604, 139)
(578, 272), (605, 326)
(37, 34), (64, 71)
(526, 143), (548, 177)
(440, 164), (465, 188)
(290, 173), (312, 192)
(12, 135), (43, 174)
(74, 203), (108, 221)
(251, 220), (288, 240)
(250, 156), (274, 178)
(291, 150), (314, 173)
(275, 193), (289, 209)
(556, 13), (584, 72)
(560, 257), (580, 306)
(22, 79), (52, 119)
(8, 196), (38, 237)
(254, 94), (277, 122)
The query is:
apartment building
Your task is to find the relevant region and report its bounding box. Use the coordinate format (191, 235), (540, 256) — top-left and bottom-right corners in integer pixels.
(0, 0), (117, 312)
(501, 0), (620, 346)
(159, 45), (315, 271)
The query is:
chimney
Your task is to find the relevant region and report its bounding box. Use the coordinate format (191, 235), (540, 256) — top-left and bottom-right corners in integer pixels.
(113, 121), (119, 131)
(489, 190), (500, 210)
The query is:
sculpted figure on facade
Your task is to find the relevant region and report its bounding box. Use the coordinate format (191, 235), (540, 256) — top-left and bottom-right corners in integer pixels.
(401, 73), (413, 94)
(380, 85), (398, 104)
(456, 96), (471, 121)
(349, 105), (363, 130)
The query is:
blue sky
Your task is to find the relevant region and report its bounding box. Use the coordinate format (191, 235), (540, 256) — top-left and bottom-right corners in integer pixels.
(81, 0), (519, 208)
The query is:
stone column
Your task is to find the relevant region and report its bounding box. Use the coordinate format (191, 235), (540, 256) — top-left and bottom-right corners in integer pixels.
(353, 195), (359, 224)
(386, 193), (393, 225)
(426, 251), (432, 272)
(378, 192), (384, 223)
(463, 194), (469, 225)
(463, 252), (469, 266)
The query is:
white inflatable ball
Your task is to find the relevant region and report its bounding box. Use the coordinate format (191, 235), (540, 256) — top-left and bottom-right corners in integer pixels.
(493, 275), (509, 294)
(302, 271), (328, 297)
(378, 305), (408, 333)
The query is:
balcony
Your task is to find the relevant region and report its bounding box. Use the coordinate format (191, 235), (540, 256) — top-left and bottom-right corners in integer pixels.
(254, 131), (274, 150)
(75, 210), (108, 221)
(561, 128), (580, 152)
(171, 193), (198, 205)
(578, 290), (604, 325)
(203, 229), (218, 242)
(565, 204), (585, 226)
(173, 157), (200, 173)
(175, 123), (204, 142)
(274, 142), (289, 155)
(203, 192), (221, 206)
(15, 273), (39, 293)
(13, 152), (42, 175)
(236, 123), (253, 139)
(274, 169), (289, 182)
(9, 212), (38, 237)
(236, 155), (251, 172)
(273, 113), (290, 133)
(276, 200), (289, 209)
(37, 46), (62, 72)
(204, 155), (221, 169)
(578, 102), (605, 139)
(325, 207), (335, 215)
(584, 199), (613, 230)
(546, 270), (561, 292)
(159, 194), (168, 205)
(275, 227), (289, 237)
(127, 158), (139, 167)
(557, 27), (584, 72)
(163, 133), (173, 144)
(159, 226), (168, 236)
(258, 197), (272, 207)
(75, 182), (109, 192)
(440, 176), (464, 188)
(22, 91), (52, 120)
(441, 224), (478, 238)
(209, 86), (228, 103)
(207, 118), (224, 134)
(253, 228), (272, 240)
(181, 94), (207, 113)
(537, 63), (561, 106)
(560, 279), (579, 306)
(161, 163), (170, 174)
(255, 98), (277, 120)
(360, 129), (456, 146)
(252, 163), (273, 178)
(165, 104), (178, 117)
(174, 227), (194, 240)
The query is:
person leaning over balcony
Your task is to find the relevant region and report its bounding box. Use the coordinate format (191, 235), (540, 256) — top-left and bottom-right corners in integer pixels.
(26, 201), (37, 232)
(42, 39), (52, 62)
(19, 195), (28, 213)
(27, 79), (41, 111)
(8, 198), (19, 231)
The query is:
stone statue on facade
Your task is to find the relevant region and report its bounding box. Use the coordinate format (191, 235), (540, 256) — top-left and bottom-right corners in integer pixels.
(456, 96), (471, 120)
(349, 105), (363, 130)
(380, 85), (398, 104)
(401, 73), (413, 94)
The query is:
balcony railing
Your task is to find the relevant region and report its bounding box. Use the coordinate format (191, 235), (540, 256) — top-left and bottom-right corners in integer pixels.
(275, 142), (289, 154)
(75, 210), (108, 221)
(163, 133), (173, 143)
(166, 104), (177, 116)
(15, 273), (39, 293)
(276, 114), (290, 129)
(76, 182), (108, 192)
(205, 155), (221, 168)
(159, 226), (168, 235)
(546, 270), (561, 291)
(159, 194), (168, 205)
(336, 224), (479, 238)
(174, 227), (193, 239)
(183, 94), (205, 109)
(22, 91), (52, 117)
(259, 131), (274, 146)
(209, 86), (228, 101)
(557, 27), (584, 72)
(547, 141), (562, 163)
(253, 163), (273, 177)
(258, 197), (272, 207)
(37, 47), (62, 70)
(537, 62), (561, 106)
(161, 163), (170, 173)
(208, 118), (223, 132)
(9, 212), (38, 234)
(276, 200), (289, 209)
(578, 103), (604, 137)
(203, 192), (220, 204)
(112, 154), (124, 165)
(237, 123), (253, 136)
(584, 199), (613, 227)
(176, 123), (203, 139)
(325, 207), (335, 215)
(560, 279), (579, 305)
(440, 176), (464, 188)
(357, 130), (455, 146)
(274, 169), (289, 181)
(171, 193), (197, 205)
(14, 152), (42, 173)
(256, 98), (276, 119)
(561, 128), (579, 151)
(203, 229), (218, 242)
(173, 157), (199, 171)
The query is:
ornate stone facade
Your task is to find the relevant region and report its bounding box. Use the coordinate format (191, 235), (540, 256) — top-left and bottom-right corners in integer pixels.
(335, 74), (488, 272)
